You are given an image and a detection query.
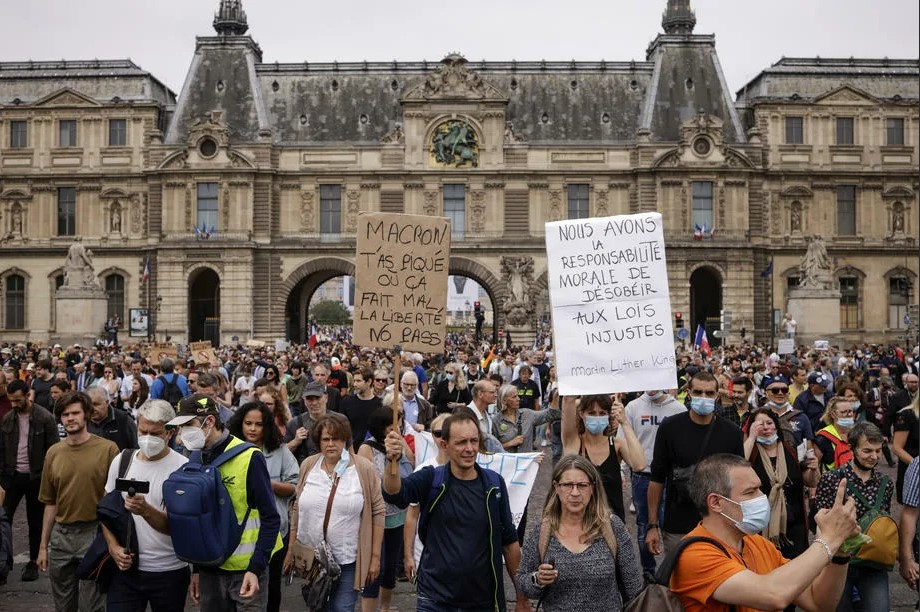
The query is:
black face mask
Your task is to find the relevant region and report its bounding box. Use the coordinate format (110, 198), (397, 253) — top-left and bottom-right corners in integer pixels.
(852, 456), (874, 472)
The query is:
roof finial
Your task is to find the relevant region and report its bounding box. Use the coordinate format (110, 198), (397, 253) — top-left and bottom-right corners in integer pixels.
(662, 0), (696, 35)
(213, 0), (249, 36)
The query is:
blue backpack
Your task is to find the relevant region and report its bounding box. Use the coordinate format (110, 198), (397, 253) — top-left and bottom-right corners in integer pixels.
(417, 464), (502, 544)
(163, 441), (255, 566)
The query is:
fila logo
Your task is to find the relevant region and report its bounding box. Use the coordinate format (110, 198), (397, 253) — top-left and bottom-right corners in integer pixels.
(639, 415), (665, 426)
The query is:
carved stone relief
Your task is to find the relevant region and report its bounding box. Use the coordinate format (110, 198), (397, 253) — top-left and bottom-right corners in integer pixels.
(470, 190), (486, 233)
(548, 190), (563, 222)
(500, 256), (536, 326)
(300, 191), (315, 231)
(594, 190), (609, 217)
(423, 191), (439, 216)
(345, 190), (361, 233)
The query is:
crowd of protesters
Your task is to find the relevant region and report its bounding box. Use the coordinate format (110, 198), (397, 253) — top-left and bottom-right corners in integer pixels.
(0, 329), (917, 611)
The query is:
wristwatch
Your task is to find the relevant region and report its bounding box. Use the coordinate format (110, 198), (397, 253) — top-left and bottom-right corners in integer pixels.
(647, 523), (659, 530)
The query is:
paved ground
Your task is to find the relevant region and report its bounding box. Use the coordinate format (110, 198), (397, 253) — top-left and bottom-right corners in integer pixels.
(1, 458), (917, 611)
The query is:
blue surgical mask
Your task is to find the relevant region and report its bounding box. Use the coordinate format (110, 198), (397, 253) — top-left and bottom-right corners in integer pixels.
(334, 448), (351, 477)
(690, 396), (716, 416)
(837, 418), (855, 428)
(584, 415), (609, 435)
(646, 391), (664, 401)
(756, 434), (779, 446)
(850, 401), (861, 411)
(446, 373), (455, 382)
(720, 494), (771, 535)
(767, 400), (789, 410)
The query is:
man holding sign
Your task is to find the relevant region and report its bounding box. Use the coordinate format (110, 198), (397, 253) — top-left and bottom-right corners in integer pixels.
(382, 412), (529, 612)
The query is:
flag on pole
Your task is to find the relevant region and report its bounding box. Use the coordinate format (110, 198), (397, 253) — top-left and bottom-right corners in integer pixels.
(308, 323), (318, 348)
(760, 259), (774, 278)
(141, 256), (150, 284)
(694, 324), (711, 356)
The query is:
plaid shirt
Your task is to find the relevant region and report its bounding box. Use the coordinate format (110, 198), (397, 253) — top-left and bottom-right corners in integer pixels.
(904, 457), (920, 508)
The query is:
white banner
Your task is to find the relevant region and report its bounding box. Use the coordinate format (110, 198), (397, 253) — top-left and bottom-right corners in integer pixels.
(545, 213), (677, 396)
(414, 431), (541, 527)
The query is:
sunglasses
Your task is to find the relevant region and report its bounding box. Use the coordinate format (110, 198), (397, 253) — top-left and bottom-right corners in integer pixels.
(375, 378), (387, 383)
(768, 387), (789, 394)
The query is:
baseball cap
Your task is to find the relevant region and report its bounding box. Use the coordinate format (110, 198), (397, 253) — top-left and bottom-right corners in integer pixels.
(166, 393), (221, 427)
(761, 375), (790, 389)
(303, 381), (326, 398)
(807, 372), (830, 387)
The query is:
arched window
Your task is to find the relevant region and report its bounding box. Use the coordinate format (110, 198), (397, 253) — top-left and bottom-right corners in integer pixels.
(889, 276), (912, 329)
(4, 274), (25, 329)
(839, 276), (859, 330)
(105, 274), (125, 322)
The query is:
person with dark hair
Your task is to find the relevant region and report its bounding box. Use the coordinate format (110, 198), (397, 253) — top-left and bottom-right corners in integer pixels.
(38, 390), (119, 610)
(720, 376), (754, 429)
(285, 412), (384, 612)
(647, 371), (745, 557)
(341, 367), (382, 451)
(126, 373), (150, 417)
(561, 393), (645, 521)
(0, 378), (59, 583)
(284, 361), (309, 417)
(358, 406), (414, 612)
(516, 455), (643, 611)
(815, 422), (895, 610)
(744, 408), (819, 588)
(669, 453), (858, 611)
(29, 358), (55, 411)
(86, 385), (137, 451)
(166, 394), (283, 610)
(382, 410), (529, 612)
(228, 402), (299, 612)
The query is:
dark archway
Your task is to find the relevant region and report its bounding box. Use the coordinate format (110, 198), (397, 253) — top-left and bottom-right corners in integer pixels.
(449, 257), (503, 347)
(690, 266), (723, 347)
(189, 267), (220, 344)
(282, 257), (356, 342)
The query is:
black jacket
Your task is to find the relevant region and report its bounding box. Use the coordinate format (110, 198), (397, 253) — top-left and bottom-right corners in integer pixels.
(88, 407), (138, 451)
(0, 404), (59, 481)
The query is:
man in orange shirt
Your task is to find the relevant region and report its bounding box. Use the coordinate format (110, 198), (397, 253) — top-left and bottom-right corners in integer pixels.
(670, 453), (859, 611)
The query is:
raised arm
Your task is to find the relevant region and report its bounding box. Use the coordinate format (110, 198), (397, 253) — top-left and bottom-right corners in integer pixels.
(561, 395), (580, 454)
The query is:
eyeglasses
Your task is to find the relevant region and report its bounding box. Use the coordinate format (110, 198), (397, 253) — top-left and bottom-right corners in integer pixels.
(767, 387), (789, 394)
(556, 482), (592, 493)
(401, 383), (417, 389)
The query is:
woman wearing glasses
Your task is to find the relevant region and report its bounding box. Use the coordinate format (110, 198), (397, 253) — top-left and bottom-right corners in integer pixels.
(516, 455), (643, 611)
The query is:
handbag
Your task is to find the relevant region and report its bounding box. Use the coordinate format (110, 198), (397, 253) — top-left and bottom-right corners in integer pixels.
(292, 468), (342, 612)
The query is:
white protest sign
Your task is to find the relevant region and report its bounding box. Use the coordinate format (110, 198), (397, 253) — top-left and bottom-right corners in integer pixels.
(545, 212), (677, 395)
(777, 338), (795, 355)
(413, 431), (541, 527)
(814, 340), (829, 351)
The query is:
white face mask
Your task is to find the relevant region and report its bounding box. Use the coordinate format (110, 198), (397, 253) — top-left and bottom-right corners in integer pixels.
(180, 424), (209, 451)
(138, 434), (166, 458)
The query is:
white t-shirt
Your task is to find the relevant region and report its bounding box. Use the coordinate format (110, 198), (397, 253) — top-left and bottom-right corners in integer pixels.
(104, 449), (189, 572)
(410, 456), (444, 567)
(622, 394), (687, 468)
(234, 375), (257, 405)
(297, 462), (363, 565)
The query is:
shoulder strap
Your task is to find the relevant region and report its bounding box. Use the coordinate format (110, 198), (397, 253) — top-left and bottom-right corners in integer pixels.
(873, 475), (890, 509)
(322, 476), (340, 539)
(117, 448), (135, 479)
(210, 441), (257, 468)
(655, 536), (733, 585)
(844, 474), (874, 508)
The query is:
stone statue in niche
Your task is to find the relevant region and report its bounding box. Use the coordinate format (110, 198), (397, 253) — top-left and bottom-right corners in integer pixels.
(11, 204), (22, 235)
(380, 123), (404, 144)
(799, 234), (832, 290)
(501, 256), (535, 326)
(431, 120), (478, 167)
(111, 203), (121, 233)
(504, 121), (525, 144)
(790, 203), (801, 233)
(893, 204), (905, 234)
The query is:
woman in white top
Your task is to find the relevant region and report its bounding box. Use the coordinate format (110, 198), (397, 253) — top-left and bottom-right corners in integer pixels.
(285, 413), (384, 612)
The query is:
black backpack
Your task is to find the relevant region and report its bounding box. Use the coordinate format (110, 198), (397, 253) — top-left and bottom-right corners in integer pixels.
(158, 374), (185, 406)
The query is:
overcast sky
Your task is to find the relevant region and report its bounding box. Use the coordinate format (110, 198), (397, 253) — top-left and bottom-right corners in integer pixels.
(2, 0), (917, 95)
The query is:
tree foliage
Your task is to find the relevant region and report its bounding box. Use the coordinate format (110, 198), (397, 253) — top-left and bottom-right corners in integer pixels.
(310, 300), (352, 325)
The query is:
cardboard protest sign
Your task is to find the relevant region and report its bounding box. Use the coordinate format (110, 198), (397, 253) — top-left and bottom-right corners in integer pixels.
(413, 431), (540, 527)
(778, 338), (795, 355)
(354, 213), (450, 352)
(545, 212), (677, 395)
(190, 341), (220, 367)
(145, 342), (177, 363)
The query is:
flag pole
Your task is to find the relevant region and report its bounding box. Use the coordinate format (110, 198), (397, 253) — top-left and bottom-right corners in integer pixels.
(769, 257), (775, 350)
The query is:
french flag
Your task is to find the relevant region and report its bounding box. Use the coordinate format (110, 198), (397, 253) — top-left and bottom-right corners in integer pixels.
(308, 323), (318, 348)
(141, 256), (150, 284)
(694, 324), (711, 356)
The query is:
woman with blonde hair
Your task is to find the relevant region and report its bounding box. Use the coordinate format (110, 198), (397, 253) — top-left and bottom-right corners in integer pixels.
(516, 455), (643, 611)
(814, 396), (857, 472)
(429, 362), (472, 415)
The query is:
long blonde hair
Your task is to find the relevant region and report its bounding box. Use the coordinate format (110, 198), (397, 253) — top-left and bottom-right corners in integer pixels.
(446, 362), (468, 390)
(540, 455), (616, 552)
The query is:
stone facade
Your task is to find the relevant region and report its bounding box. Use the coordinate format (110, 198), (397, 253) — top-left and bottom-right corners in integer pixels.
(0, 0), (916, 347)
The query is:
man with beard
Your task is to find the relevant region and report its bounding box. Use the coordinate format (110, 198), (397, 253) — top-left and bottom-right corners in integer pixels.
(720, 376), (754, 429)
(0, 379), (59, 582)
(341, 367), (381, 451)
(38, 391), (119, 610)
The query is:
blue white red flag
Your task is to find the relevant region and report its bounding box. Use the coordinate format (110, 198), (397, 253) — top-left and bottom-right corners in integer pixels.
(694, 324), (711, 356)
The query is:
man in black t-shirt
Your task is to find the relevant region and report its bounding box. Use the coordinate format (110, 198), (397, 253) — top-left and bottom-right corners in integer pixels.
(511, 366), (541, 411)
(29, 359), (55, 412)
(646, 371), (744, 556)
(340, 367), (381, 450)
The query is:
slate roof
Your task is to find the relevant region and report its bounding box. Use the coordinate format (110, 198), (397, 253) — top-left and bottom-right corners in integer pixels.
(0, 60), (175, 106)
(736, 57), (920, 103)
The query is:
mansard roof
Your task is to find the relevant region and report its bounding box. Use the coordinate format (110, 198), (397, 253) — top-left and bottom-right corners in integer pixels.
(0, 60), (175, 106)
(736, 57), (920, 104)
